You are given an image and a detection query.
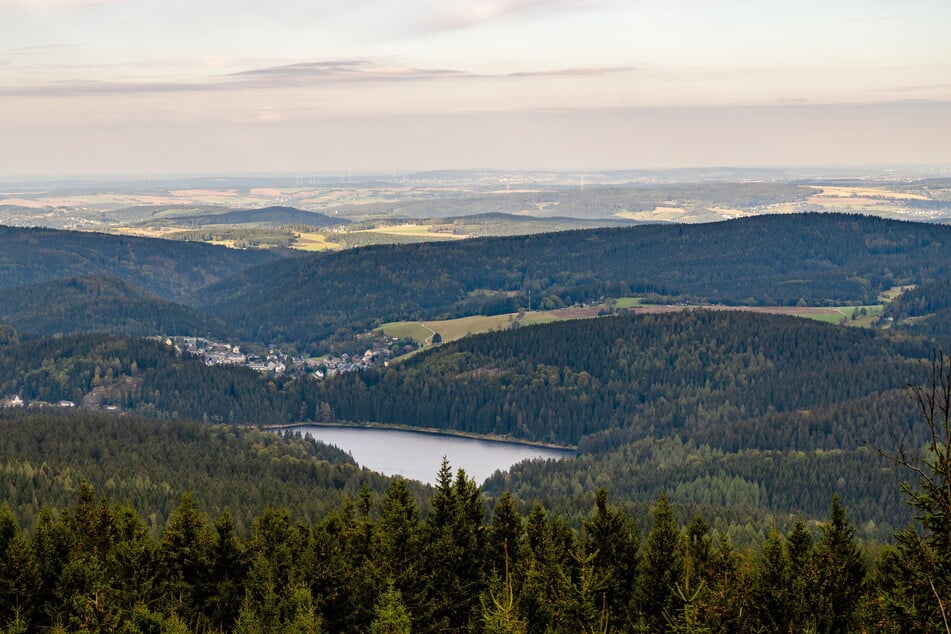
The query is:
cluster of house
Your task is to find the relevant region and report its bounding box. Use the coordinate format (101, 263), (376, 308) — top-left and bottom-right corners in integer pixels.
(165, 336), (393, 380)
(312, 348), (383, 379)
(166, 337), (290, 374)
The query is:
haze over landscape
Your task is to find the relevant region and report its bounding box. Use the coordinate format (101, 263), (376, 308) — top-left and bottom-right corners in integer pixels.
(2, 0), (950, 175)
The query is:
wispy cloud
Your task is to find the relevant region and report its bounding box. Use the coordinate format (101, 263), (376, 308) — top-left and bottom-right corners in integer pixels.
(226, 60), (465, 85)
(0, 58), (635, 96)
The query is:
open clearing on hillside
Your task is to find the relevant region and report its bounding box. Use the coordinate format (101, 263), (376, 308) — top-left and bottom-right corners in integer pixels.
(879, 285), (915, 303)
(380, 301), (886, 346)
(381, 314), (517, 345)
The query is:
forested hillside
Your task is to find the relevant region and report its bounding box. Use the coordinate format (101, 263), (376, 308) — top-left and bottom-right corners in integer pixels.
(0, 225), (277, 299)
(313, 310), (933, 536)
(317, 310), (929, 444)
(0, 312), (936, 535)
(0, 275), (228, 339)
(197, 213), (951, 349)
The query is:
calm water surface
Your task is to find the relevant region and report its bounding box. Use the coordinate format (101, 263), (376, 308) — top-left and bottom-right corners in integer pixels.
(296, 425), (574, 485)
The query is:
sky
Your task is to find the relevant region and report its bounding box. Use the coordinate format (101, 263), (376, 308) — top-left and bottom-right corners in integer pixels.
(1, 0), (950, 176)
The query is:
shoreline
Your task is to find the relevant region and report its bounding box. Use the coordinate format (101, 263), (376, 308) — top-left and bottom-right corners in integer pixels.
(259, 420), (577, 452)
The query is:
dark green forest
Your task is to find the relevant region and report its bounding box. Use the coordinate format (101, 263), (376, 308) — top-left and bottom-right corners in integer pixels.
(311, 310), (935, 537)
(316, 310), (929, 444)
(195, 213), (951, 350)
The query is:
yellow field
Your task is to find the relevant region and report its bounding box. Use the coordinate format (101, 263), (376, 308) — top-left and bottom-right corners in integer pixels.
(294, 232), (340, 251)
(614, 207), (686, 222)
(362, 224), (469, 239)
(809, 186), (929, 200)
(706, 207), (752, 218)
(111, 227), (182, 239)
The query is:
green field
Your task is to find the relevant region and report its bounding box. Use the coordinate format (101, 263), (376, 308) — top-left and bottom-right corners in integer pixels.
(615, 297), (644, 308)
(520, 313), (563, 326)
(381, 314), (518, 345)
(378, 322), (435, 343)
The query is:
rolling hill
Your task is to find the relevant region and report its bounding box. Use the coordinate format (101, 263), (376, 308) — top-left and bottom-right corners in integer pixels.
(195, 213), (951, 350)
(0, 224), (278, 299)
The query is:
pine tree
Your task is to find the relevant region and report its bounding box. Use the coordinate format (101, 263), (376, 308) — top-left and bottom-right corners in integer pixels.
(583, 488), (639, 627)
(884, 350), (951, 632)
(159, 492), (214, 627)
(750, 528), (792, 632)
(786, 517), (814, 630)
(0, 508), (40, 632)
(370, 582), (412, 634)
(813, 495), (866, 633)
(374, 478), (424, 622)
(422, 460), (487, 632)
(635, 494), (683, 632)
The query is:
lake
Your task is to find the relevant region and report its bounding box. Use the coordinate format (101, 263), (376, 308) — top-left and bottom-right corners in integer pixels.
(294, 425), (574, 485)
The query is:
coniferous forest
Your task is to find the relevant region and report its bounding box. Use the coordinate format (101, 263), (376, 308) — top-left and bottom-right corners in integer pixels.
(0, 431), (949, 633)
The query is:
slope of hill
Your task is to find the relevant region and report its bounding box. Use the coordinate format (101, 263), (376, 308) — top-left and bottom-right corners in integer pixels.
(883, 279), (951, 319)
(197, 213), (951, 349)
(0, 275), (229, 339)
(0, 224), (278, 299)
(317, 310), (929, 445)
(880, 278), (951, 340)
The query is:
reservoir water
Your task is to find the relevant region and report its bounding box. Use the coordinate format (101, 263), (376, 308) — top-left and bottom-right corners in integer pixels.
(295, 425), (574, 486)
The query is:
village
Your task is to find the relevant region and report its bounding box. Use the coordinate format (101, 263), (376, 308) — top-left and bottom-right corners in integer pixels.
(166, 335), (401, 380)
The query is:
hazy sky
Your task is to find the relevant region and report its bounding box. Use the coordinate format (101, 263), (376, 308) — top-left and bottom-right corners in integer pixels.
(2, 0), (950, 175)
